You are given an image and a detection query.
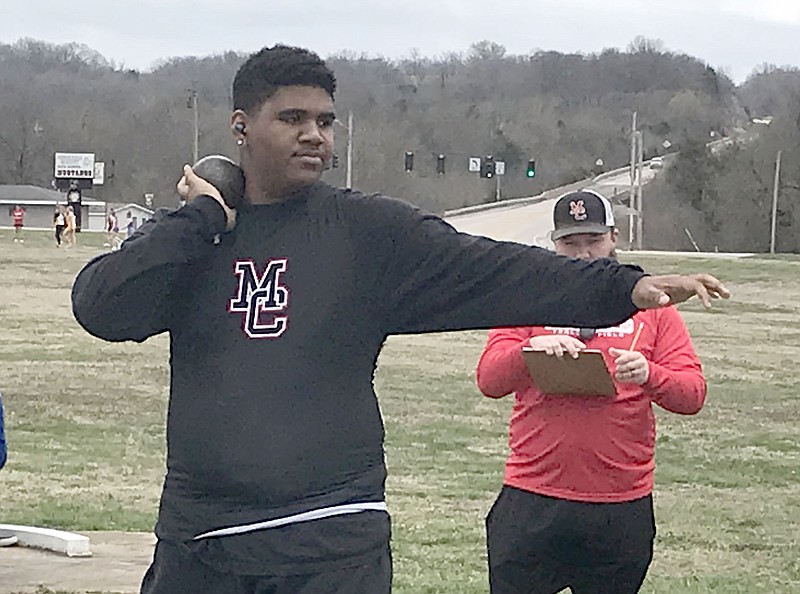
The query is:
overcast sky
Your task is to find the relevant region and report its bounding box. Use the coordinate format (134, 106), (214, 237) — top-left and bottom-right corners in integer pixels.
(2, 0), (798, 83)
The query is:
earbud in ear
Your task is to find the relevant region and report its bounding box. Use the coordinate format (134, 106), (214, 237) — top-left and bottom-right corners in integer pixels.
(233, 122), (246, 133)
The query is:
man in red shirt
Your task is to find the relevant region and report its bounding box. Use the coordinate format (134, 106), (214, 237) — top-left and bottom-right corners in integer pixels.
(477, 189), (706, 594)
(11, 205), (25, 243)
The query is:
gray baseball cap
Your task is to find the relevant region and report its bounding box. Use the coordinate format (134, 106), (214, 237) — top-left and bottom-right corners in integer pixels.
(551, 189), (615, 240)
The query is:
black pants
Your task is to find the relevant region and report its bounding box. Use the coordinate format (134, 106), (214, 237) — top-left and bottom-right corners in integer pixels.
(55, 225), (65, 245)
(140, 538), (392, 594)
(486, 486), (655, 594)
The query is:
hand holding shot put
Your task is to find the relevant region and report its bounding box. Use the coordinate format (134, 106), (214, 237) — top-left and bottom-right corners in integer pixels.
(177, 156), (245, 231)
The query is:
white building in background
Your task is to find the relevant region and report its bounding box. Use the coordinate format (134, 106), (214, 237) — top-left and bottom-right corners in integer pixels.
(106, 203), (156, 235)
(0, 186), (157, 233)
(0, 185), (107, 231)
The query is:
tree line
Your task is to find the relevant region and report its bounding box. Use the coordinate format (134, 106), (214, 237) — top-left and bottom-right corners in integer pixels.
(645, 64), (800, 253)
(0, 37), (797, 250)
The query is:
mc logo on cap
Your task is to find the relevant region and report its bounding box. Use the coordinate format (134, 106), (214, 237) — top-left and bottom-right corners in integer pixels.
(569, 200), (587, 221)
(551, 190), (616, 241)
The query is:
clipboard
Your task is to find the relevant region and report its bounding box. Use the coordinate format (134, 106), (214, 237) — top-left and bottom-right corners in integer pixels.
(522, 348), (617, 396)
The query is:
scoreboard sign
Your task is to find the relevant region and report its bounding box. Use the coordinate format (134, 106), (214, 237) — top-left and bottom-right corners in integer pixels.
(54, 152), (95, 179)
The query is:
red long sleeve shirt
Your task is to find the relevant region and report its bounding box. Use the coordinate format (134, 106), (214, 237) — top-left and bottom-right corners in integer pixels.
(476, 306), (705, 503)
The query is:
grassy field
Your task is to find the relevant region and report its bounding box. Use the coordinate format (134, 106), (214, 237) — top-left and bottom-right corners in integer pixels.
(1, 228), (799, 593)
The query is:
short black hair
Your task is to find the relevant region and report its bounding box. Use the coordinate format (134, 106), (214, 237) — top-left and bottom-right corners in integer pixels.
(232, 44), (336, 113)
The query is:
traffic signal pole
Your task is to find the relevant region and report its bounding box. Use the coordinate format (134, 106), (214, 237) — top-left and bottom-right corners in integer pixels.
(345, 110), (353, 189)
(636, 130), (644, 250)
(629, 111), (637, 247)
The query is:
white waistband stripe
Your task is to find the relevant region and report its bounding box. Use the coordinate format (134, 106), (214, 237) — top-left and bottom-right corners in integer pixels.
(193, 501), (389, 540)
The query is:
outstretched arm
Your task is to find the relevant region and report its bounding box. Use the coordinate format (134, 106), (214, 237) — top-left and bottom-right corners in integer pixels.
(360, 198), (727, 335)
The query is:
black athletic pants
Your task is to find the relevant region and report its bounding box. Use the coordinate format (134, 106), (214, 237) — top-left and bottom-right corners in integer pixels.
(486, 486), (655, 594)
(140, 538), (392, 594)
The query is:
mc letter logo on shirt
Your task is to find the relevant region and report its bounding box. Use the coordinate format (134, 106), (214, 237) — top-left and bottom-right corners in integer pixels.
(228, 259), (289, 338)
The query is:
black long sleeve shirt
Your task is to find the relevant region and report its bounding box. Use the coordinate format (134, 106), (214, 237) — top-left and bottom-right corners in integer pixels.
(72, 182), (644, 566)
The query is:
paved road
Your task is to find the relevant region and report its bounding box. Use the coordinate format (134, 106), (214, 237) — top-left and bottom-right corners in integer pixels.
(445, 171), (652, 249)
(446, 197), (558, 247)
(625, 250), (754, 259)
(595, 165), (656, 193)
(445, 162), (668, 249)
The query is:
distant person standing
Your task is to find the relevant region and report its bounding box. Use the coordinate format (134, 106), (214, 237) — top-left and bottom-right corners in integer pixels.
(105, 209), (119, 247)
(11, 205), (25, 243)
(125, 211), (136, 238)
(54, 205), (67, 247)
(63, 205), (77, 248)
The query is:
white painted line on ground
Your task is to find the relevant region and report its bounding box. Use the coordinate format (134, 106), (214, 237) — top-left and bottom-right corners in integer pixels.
(0, 524), (92, 557)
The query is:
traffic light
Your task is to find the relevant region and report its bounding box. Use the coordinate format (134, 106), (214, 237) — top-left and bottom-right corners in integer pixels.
(404, 151), (414, 172)
(526, 159), (536, 178)
(436, 154), (446, 175)
(480, 155), (495, 179)
(331, 154), (339, 169)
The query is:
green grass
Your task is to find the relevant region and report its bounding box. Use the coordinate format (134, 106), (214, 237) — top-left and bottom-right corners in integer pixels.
(2, 229), (800, 592)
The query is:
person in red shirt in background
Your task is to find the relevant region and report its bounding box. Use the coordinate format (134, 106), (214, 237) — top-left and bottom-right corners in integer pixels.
(11, 204), (25, 243)
(477, 189), (706, 594)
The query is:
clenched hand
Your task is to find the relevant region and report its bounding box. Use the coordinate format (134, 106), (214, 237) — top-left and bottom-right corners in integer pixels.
(609, 347), (649, 385)
(177, 164), (237, 231)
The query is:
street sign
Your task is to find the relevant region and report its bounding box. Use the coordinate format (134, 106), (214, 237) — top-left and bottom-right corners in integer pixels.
(93, 162), (105, 185)
(495, 161), (506, 176)
(595, 158), (604, 167)
(54, 152), (95, 179)
(662, 140), (672, 149)
(468, 157), (481, 172)
(144, 193), (154, 208)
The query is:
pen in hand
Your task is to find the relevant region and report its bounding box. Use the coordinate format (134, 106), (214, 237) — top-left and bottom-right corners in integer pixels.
(629, 322), (644, 351)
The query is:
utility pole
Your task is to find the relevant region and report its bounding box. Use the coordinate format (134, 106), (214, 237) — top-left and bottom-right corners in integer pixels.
(628, 111), (638, 247)
(345, 110), (353, 189)
(495, 172), (501, 201)
(635, 130), (644, 250)
(770, 150), (782, 254)
(188, 87), (199, 164)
